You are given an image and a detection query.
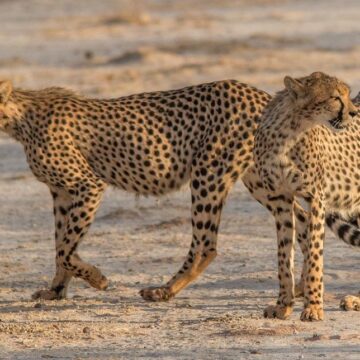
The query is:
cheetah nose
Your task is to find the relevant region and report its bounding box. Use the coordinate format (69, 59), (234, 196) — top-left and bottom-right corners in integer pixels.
(349, 110), (358, 117)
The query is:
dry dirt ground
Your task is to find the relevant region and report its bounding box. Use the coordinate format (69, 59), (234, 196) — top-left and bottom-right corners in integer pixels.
(0, 0), (359, 359)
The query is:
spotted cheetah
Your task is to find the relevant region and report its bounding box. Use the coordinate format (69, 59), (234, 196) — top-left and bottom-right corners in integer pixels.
(0, 79), (356, 304)
(254, 72), (359, 321)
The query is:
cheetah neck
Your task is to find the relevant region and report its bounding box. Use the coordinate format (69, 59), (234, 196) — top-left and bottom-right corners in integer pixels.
(263, 97), (312, 161)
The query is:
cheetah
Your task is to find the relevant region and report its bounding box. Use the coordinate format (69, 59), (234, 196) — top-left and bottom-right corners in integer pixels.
(0, 79), (357, 304)
(254, 71), (359, 321)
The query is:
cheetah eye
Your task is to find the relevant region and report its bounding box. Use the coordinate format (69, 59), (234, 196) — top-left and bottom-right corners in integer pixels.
(328, 96), (342, 103)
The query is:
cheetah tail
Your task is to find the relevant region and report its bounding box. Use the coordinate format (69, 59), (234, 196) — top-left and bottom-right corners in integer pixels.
(326, 213), (360, 246)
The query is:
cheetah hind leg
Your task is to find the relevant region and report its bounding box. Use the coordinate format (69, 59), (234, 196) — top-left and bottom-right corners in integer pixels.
(32, 188), (74, 301)
(140, 251), (216, 301)
(140, 171), (228, 301)
(54, 181), (108, 291)
(32, 183), (108, 300)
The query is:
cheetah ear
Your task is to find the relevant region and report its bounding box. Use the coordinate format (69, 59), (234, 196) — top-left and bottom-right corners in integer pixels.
(284, 76), (306, 100)
(0, 80), (12, 104)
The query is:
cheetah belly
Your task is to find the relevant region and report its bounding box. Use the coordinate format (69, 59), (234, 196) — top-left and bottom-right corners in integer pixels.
(86, 142), (193, 196)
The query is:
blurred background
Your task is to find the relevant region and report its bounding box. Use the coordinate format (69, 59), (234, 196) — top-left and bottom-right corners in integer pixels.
(0, 0), (359, 97)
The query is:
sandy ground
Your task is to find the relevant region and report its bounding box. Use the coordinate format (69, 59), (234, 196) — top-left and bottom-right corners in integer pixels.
(0, 0), (359, 359)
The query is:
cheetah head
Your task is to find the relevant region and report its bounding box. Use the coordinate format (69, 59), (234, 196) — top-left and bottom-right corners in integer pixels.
(284, 71), (358, 131)
(0, 80), (21, 134)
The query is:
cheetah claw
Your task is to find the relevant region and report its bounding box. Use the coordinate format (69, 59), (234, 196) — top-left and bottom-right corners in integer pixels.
(300, 305), (324, 321)
(139, 286), (174, 302)
(263, 305), (293, 320)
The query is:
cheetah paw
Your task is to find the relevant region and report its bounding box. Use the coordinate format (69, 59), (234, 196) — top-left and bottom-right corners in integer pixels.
(263, 305), (293, 320)
(300, 305), (324, 321)
(340, 295), (360, 311)
(139, 286), (174, 302)
(88, 274), (108, 290)
(31, 289), (65, 301)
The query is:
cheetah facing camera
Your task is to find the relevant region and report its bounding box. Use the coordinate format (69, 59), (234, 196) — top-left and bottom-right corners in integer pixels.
(0, 79), (357, 306)
(254, 71), (359, 321)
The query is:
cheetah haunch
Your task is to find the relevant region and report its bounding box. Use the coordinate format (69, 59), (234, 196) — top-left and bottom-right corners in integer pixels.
(254, 72), (359, 321)
(0, 79), (357, 304)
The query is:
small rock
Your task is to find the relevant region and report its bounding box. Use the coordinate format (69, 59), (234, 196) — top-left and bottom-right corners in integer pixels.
(34, 303), (43, 309)
(305, 333), (326, 341)
(84, 51), (94, 60)
(83, 326), (91, 334)
(250, 350), (261, 354)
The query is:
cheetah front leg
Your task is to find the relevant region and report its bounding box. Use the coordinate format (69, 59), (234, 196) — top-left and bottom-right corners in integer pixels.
(140, 171), (232, 301)
(242, 169), (308, 297)
(300, 195), (325, 321)
(32, 189), (73, 300)
(263, 196), (296, 320)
